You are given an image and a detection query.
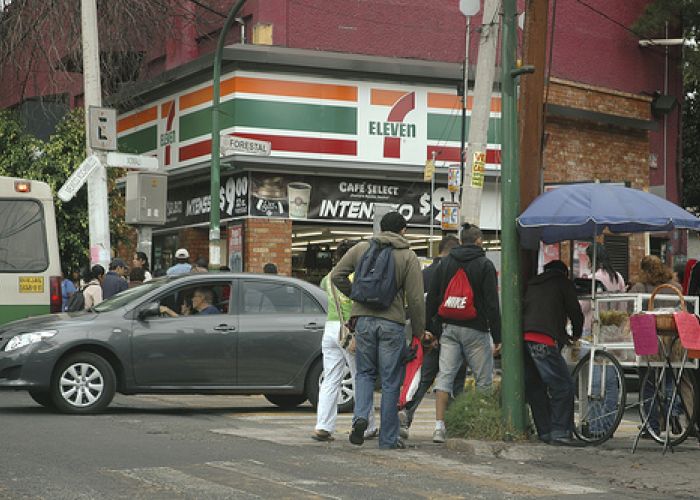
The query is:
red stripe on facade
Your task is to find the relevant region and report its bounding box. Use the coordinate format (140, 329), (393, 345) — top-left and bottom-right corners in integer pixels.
(179, 134), (357, 162)
(383, 92), (415, 159)
(427, 146), (501, 164)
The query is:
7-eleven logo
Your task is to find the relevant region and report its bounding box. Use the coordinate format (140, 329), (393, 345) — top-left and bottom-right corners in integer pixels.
(368, 91), (416, 159)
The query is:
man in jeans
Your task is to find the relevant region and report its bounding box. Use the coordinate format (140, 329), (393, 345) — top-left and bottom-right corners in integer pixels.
(522, 259), (583, 446)
(332, 211), (426, 449)
(427, 223), (501, 443)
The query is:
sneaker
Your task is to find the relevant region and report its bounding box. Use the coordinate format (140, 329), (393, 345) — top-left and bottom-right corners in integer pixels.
(311, 429), (334, 442)
(432, 428), (446, 443)
(399, 427), (409, 439)
(350, 418), (368, 446)
(398, 410), (409, 427)
(364, 428), (379, 440)
(393, 438), (408, 449)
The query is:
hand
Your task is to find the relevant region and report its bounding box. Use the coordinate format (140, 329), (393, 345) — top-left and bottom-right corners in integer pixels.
(492, 343), (502, 357)
(421, 331), (438, 352)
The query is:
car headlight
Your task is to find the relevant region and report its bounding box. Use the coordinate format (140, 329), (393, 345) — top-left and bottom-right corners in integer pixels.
(4, 331), (57, 352)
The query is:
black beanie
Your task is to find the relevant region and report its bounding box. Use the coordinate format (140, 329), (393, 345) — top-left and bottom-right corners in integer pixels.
(380, 211), (407, 233)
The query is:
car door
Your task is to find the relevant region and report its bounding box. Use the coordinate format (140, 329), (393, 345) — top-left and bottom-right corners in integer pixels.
(130, 280), (237, 386)
(236, 278), (325, 387)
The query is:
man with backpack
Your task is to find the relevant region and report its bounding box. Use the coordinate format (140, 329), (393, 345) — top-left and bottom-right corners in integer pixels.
(332, 211), (426, 450)
(427, 223), (501, 443)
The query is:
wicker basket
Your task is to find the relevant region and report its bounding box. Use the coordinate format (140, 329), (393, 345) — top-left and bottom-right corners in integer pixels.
(648, 284), (684, 333)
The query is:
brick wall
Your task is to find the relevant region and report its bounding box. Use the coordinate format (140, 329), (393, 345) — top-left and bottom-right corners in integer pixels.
(543, 80), (651, 284)
(244, 218), (292, 275)
(178, 227), (209, 266)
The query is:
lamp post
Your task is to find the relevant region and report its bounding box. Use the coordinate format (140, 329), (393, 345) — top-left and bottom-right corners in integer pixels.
(209, 0), (247, 270)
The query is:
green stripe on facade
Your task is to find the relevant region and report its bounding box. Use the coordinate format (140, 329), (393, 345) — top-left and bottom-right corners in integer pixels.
(118, 125), (158, 154)
(427, 114), (502, 144)
(180, 99), (357, 142)
(0, 305), (49, 326)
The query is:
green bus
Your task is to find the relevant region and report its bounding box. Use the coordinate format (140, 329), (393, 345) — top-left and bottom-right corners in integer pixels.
(0, 176), (62, 325)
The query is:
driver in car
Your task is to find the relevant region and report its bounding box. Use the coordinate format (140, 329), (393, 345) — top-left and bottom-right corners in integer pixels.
(160, 287), (220, 317)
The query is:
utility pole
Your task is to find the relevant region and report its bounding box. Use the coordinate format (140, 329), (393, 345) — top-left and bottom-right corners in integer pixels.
(500, 0), (528, 434)
(460, 0), (501, 226)
(210, 0), (247, 270)
(81, 0), (111, 268)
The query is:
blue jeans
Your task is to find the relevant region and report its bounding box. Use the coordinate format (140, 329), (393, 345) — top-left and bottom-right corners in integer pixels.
(353, 316), (406, 449)
(524, 342), (574, 440)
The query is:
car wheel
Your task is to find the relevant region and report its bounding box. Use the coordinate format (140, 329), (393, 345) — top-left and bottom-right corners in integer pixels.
(318, 362), (355, 413)
(28, 390), (55, 409)
(51, 352), (116, 414)
(305, 360), (324, 409)
(264, 394), (307, 409)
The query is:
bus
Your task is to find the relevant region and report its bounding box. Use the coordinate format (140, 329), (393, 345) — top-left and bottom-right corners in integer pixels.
(0, 176), (62, 325)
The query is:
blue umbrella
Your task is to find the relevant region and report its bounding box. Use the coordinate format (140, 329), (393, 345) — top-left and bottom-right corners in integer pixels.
(517, 183), (700, 249)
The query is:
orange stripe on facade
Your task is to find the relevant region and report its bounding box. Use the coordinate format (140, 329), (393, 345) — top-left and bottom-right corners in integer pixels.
(160, 101), (173, 119)
(370, 89), (411, 106)
(427, 92), (502, 113)
(117, 106), (157, 133)
(179, 77), (358, 111)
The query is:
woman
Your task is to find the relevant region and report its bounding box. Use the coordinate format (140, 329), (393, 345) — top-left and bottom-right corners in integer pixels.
(313, 240), (377, 442)
(630, 255), (680, 293)
(132, 252), (153, 282)
(82, 264), (104, 310)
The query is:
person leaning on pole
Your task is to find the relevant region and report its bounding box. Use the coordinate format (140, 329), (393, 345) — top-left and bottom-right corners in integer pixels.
(332, 211), (428, 450)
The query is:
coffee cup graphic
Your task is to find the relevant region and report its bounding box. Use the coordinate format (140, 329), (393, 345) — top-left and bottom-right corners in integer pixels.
(287, 182), (312, 219)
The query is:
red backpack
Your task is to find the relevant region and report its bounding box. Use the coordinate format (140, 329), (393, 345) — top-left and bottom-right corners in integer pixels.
(438, 266), (477, 321)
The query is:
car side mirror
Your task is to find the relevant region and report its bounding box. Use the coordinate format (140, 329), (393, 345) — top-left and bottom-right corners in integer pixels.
(138, 301), (161, 320)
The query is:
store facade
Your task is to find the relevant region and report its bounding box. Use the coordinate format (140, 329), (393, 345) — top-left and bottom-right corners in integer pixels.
(116, 46), (503, 280)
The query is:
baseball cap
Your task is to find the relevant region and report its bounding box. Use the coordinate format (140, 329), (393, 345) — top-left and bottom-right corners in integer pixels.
(109, 258), (126, 270)
(175, 248), (190, 259)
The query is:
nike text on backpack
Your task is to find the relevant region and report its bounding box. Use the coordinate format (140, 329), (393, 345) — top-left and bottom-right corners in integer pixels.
(438, 267), (477, 321)
(350, 239), (399, 310)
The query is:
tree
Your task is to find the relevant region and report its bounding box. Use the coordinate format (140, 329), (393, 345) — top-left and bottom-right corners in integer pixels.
(0, 109), (131, 273)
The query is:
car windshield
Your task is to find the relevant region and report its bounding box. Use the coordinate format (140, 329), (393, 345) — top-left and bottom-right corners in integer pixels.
(92, 278), (169, 312)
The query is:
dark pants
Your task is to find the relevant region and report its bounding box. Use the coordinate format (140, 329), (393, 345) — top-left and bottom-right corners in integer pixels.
(402, 345), (467, 426)
(524, 342), (574, 440)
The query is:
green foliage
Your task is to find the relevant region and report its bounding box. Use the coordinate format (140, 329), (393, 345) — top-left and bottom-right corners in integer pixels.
(0, 109), (131, 273)
(445, 385), (523, 441)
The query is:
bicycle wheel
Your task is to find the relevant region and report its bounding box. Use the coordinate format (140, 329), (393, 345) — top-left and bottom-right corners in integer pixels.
(638, 354), (696, 447)
(572, 350), (626, 445)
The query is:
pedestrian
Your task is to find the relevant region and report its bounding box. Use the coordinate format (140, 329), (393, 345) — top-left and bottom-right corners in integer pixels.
(332, 211), (427, 450)
(580, 243), (627, 335)
(61, 268), (79, 312)
(82, 264), (104, 310)
(128, 267), (146, 287)
(102, 258), (128, 300)
(522, 259), (584, 446)
(427, 222), (501, 443)
(313, 239), (377, 442)
(132, 251), (153, 281)
(192, 257), (208, 273)
(629, 255), (680, 293)
(263, 262), (278, 274)
(167, 248), (192, 275)
(399, 234), (467, 438)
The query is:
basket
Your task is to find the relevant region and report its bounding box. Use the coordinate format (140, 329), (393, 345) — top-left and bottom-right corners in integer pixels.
(648, 283), (685, 333)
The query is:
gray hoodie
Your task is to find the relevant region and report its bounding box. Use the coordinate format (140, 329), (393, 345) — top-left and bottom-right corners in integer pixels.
(331, 231), (425, 338)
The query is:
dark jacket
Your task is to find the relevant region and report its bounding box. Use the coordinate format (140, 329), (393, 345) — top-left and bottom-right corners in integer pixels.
(101, 271), (127, 300)
(426, 245), (501, 343)
(332, 231), (425, 338)
(522, 269), (584, 345)
(422, 257), (441, 291)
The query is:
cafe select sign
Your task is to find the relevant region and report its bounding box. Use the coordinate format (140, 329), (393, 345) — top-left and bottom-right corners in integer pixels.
(164, 172), (457, 228)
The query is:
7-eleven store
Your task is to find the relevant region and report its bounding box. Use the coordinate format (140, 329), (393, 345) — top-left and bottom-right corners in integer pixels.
(116, 45), (502, 282)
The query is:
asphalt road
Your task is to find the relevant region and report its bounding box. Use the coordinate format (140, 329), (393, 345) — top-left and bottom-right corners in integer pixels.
(0, 390), (698, 499)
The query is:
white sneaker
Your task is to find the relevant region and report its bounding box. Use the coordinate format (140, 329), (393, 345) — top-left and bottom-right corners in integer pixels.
(433, 428), (446, 443)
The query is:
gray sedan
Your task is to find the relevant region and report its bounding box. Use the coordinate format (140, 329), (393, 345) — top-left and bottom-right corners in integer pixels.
(0, 273), (354, 413)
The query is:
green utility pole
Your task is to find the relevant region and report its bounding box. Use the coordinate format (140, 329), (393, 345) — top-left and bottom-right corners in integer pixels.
(500, 0), (528, 433)
(210, 0), (247, 270)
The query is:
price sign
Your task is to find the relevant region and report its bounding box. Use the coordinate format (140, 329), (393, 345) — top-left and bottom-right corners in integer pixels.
(448, 166), (461, 193)
(471, 151), (486, 188)
(441, 202), (460, 230)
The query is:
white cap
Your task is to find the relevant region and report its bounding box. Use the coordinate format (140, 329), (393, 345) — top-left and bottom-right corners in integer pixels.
(175, 248), (189, 259)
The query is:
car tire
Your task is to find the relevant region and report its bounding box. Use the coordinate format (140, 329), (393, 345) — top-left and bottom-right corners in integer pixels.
(305, 360), (324, 409)
(28, 390), (55, 409)
(51, 352), (116, 414)
(264, 394), (307, 409)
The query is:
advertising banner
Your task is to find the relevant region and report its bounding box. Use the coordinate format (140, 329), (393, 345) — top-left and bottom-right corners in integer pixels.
(227, 223), (244, 272)
(249, 172), (459, 227)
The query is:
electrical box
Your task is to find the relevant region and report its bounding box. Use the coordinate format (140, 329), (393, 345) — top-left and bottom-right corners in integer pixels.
(125, 172), (167, 225)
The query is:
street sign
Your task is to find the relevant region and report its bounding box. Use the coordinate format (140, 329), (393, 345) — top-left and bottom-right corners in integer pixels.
(423, 158), (436, 182)
(441, 202), (460, 230)
(88, 107), (117, 151)
(57, 154), (101, 202)
(459, 0), (480, 16)
(106, 152), (159, 170)
(471, 151), (486, 188)
(221, 135), (271, 156)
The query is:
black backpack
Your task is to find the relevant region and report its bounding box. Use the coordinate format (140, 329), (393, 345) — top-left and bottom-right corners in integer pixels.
(350, 239), (399, 310)
(65, 284), (95, 312)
